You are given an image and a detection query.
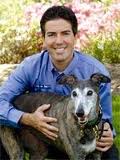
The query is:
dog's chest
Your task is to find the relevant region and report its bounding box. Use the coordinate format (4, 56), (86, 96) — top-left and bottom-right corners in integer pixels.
(81, 138), (96, 153)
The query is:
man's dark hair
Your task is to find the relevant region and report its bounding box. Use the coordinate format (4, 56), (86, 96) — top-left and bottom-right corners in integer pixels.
(40, 5), (78, 37)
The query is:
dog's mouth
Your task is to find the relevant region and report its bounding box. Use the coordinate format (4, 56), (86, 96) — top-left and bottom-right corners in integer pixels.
(78, 116), (88, 125)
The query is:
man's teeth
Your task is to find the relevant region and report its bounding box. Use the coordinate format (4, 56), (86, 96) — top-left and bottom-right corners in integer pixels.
(56, 48), (65, 51)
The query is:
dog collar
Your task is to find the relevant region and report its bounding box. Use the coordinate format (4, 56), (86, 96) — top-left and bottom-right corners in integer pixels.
(85, 105), (102, 128)
(79, 124), (100, 140)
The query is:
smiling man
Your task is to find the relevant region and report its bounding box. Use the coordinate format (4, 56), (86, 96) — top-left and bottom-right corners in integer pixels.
(0, 5), (119, 160)
(44, 18), (75, 71)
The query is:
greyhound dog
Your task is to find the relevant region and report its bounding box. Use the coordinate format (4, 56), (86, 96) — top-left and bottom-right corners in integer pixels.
(0, 73), (111, 160)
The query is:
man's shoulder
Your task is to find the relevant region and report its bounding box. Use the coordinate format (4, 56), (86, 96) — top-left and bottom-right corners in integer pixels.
(76, 50), (103, 66)
(75, 51), (109, 76)
(24, 50), (48, 63)
(17, 50), (49, 75)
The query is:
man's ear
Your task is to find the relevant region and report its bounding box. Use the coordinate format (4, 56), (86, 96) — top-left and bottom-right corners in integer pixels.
(42, 41), (47, 50)
(74, 33), (78, 46)
(90, 73), (111, 86)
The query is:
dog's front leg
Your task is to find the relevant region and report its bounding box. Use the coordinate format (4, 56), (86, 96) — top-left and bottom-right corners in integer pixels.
(75, 149), (86, 160)
(92, 150), (101, 160)
(0, 126), (24, 160)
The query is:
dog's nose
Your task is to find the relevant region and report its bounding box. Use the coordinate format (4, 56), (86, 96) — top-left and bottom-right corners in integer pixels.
(76, 108), (84, 117)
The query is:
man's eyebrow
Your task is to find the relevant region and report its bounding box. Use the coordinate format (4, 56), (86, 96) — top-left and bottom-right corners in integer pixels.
(46, 30), (72, 34)
(62, 30), (71, 33)
(46, 31), (56, 34)
(45, 30), (72, 36)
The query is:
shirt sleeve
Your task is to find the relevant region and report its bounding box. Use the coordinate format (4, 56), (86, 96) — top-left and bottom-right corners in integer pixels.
(99, 82), (112, 122)
(99, 82), (116, 136)
(91, 60), (112, 123)
(0, 60), (30, 128)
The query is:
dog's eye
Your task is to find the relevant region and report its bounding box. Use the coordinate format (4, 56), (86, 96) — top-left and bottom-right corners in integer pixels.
(72, 91), (77, 97)
(87, 90), (93, 96)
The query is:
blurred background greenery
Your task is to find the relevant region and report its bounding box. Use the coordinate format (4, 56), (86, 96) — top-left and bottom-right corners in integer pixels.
(112, 95), (120, 155)
(0, 0), (120, 63)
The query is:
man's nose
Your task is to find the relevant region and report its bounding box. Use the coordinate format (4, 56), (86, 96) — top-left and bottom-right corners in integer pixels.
(56, 35), (63, 44)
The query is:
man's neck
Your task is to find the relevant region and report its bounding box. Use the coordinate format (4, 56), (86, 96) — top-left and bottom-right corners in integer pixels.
(51, 54), (74, 72)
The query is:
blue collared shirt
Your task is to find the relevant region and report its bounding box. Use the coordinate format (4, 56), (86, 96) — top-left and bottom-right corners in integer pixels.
(0, 50), (112, 128)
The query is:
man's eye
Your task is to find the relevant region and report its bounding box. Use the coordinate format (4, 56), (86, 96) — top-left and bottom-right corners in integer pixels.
(64, 32), (71, 35)
(47, 34), (54, 37)
(47, 33), (55, 37)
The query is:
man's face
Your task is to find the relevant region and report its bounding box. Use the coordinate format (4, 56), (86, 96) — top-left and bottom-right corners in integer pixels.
(44, 18), (77, 70)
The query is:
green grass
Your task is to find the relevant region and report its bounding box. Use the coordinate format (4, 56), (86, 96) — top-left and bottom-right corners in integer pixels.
(112, 95), (120, 156)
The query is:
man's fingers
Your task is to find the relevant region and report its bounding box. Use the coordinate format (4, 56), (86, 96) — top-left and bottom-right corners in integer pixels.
(104, 122), (110, 129)
(98, 136), (113, 142)
(37, 104), (51, 112)
(96, 141), (110, 147)
(35, 105), (57, 123)
(96, 145), (110, 152)
(42, 128), (58, 139)
(43, 123), (59, 132)
(32, 104), (59, 140)
(43, 116), (57, 123)
(42, 131), (56, 140)
(96, 141), (112, 152)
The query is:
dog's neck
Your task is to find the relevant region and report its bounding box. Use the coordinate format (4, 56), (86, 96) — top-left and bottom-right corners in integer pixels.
(86, 105), (102, 128)
(79, 105), (103, 141)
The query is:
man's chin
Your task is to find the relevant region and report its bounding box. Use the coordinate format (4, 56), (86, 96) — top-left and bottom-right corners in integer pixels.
(55, 59), (65, 63)
(54, 56), (66, 62)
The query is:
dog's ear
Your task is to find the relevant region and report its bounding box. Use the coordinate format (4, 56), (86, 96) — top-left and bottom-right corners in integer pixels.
(57, 74), (78, 86)
(90, 73), (111, 85)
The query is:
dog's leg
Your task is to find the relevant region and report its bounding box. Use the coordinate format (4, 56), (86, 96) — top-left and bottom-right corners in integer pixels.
(92, 150), (101, 160)
(19, 129), (48, 160)
(0, 126), (24, 160)
(86, 150), (101, 160)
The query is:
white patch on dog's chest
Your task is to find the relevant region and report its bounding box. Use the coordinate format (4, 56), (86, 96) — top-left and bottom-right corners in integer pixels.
(81, 139), (96, 153)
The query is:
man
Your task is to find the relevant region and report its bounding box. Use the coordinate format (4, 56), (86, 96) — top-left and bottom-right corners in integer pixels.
(0, 5), (119, 160)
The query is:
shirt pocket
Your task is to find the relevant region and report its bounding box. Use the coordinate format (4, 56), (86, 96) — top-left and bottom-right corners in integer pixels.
(33, 84), (52, 92)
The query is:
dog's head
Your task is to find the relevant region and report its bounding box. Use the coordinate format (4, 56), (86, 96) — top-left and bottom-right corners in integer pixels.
(58, 73), (111, 126)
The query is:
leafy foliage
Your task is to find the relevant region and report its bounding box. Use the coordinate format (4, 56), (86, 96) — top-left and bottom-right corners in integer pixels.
(0, 0), (43, 63)
(82, 30), (120, 63)
(0, 0), (120, 63)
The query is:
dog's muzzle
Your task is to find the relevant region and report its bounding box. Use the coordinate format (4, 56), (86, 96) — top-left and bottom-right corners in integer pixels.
(75, 109), (88, 125)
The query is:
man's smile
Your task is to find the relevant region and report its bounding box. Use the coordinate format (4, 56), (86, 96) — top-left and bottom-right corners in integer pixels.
(55, 47), (66, 54)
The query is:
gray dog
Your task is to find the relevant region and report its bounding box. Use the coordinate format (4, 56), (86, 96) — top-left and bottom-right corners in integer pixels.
(0, 73), (111, 160)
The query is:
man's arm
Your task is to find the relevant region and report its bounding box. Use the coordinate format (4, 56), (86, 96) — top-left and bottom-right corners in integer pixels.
(0, 59), (58, 139)
(96, 82), (114, 151)
(0, 60), (31, 127)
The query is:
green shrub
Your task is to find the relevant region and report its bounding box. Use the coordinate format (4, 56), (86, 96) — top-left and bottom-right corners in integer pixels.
(0, 0), (120, 63)
(0, 22), (43, 63)
(82, 30), (120, 63)
(0, 0), (43, 64)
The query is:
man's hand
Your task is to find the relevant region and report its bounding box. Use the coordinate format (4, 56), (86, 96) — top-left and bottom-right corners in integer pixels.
(20, 104), (59, 141)
(96, 122), (113, 152)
